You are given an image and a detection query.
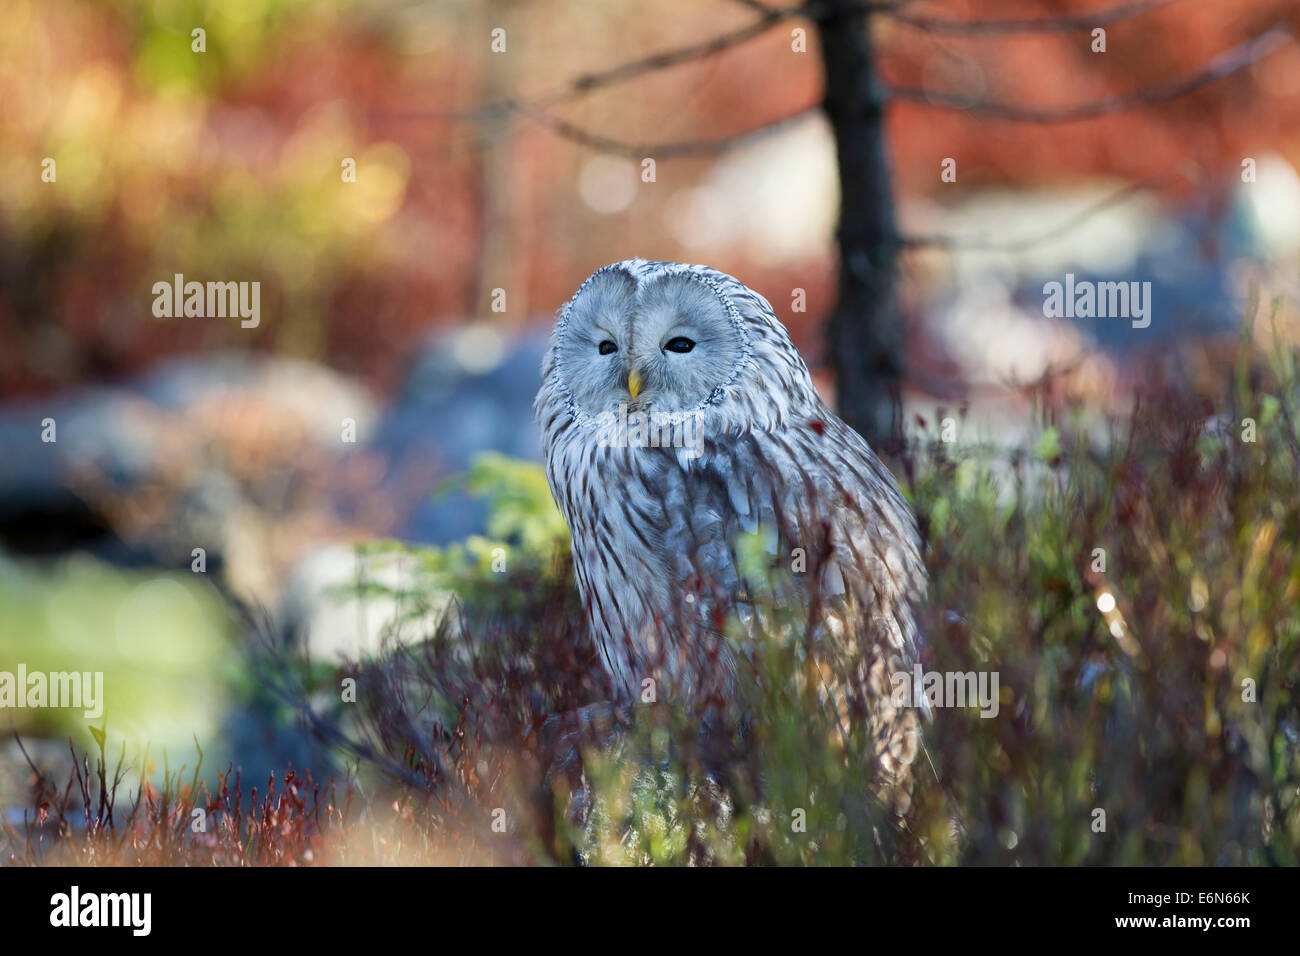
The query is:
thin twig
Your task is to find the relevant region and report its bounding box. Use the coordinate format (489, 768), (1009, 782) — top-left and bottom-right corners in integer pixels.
(510, 7), (790, 112)
(386, 0), (898, 127)
(901, 174), (1174, 253)
(433, 1), (804, 124)
(512, 99), (818, 157)
(887, 22), (1293, 122)
(892, 0), (1183, 35)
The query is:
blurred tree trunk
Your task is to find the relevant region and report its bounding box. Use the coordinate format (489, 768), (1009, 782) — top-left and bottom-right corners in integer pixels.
(816, 3), (902, 451)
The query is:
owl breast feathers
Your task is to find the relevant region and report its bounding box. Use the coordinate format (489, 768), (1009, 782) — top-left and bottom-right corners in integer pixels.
(535, 259), (927, 811)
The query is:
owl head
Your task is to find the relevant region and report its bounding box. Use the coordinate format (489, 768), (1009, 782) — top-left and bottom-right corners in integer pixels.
(537, 259), (819, 444)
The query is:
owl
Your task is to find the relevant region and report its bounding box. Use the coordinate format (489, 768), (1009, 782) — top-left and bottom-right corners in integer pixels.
(535, 259), (927, 812)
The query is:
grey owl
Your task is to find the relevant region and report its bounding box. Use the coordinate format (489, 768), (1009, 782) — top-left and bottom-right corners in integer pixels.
(535, 259), (927, 812)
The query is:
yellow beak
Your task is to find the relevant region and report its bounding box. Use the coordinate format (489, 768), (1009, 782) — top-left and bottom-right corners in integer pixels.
(627, 368), (644, 400)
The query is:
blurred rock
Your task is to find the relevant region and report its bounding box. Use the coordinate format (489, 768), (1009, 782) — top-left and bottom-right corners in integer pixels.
(369, 323), (547, 545)
(0, 328), (550, 615)
(0, 352), (379, 592)
(279, 541), (452, 661)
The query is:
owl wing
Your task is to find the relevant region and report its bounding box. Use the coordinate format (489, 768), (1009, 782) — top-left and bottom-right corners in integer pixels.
(674, 408), (928, 811)
(692, 410), (925, 639)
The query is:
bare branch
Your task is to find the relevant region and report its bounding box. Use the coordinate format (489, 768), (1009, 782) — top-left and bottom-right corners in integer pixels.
(888, 21), (1293, 122)
(475, 0), (902, 116)
(892, 0), (1183, 35)
(900, 174), (1175, 253)
(466, 2), (822, 120)
(377, 1), (891, 132)
(373, 4), (823, 148)
(511, 99), (818, 157)
(901, 354), (1092, 401)
(528, 8), (790, 110)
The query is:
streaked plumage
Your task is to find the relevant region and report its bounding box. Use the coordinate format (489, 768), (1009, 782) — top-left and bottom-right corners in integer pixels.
(535, 259), (927, 811)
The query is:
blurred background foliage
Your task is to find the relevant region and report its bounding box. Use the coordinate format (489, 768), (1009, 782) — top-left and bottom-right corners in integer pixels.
(1, 0), (1299, 863)
(4, 0), (1300, 394)
(0, 552), (239, 816)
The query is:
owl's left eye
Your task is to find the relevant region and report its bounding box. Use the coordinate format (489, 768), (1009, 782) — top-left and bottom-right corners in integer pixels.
(664, 336), (695, 354)
(598, 340), (618, 355)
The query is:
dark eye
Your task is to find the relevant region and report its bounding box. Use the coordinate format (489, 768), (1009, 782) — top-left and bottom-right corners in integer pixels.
(598, 340), (618, 355)
(664, 336), (695, 354)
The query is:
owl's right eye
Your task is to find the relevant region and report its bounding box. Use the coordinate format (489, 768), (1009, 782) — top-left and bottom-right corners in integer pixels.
(598, 340), (618, 355)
